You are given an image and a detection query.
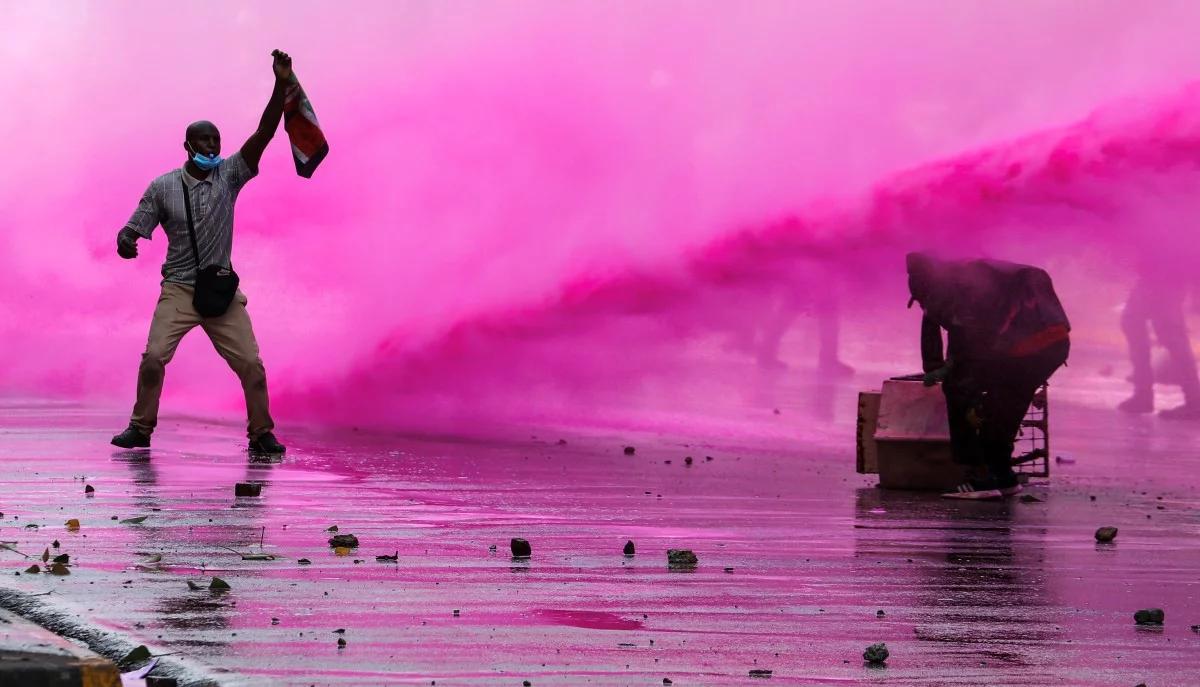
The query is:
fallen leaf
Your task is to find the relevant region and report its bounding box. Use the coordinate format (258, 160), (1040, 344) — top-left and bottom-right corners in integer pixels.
(49, 562), (70, 575)
(65, 519), (80, 531)
(51, 540), (60, 548)
(118, 645), (152, 669)
(186, 580), (202, 590)
(24, 564), (39, 574)
(52, 554), (69, 565)
(120, 516), (148, 525)
(326, 525), (339, 532)
(41, 548), (49, 563)
(209, 577), (231, 591)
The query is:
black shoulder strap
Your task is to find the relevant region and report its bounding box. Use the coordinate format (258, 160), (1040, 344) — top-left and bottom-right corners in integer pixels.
(180, 172), (201, 270)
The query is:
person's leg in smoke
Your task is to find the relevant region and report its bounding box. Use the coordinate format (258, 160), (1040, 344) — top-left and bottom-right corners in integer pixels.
(1119, 279), (1155, 413)
(815, 294), (854, 378)
(1151, 301), (1200, 420)
(977, 342), (1069, 492)
(754, 288), (801, 371)
(943, 377), (982, 472)
(113, 283), (204, 448)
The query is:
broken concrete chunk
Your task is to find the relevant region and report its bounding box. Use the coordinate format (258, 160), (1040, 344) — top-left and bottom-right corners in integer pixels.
(234, 482), (262, 497)
(863, 642), (889, 664)
(623, 541), (636, 556)
(667, 549), (698, 569)
(328, 534), (360, 548)
(1134, 608), (1164, 625)
(510, 538), (532, 558)
(1095, 526), (1118, 543)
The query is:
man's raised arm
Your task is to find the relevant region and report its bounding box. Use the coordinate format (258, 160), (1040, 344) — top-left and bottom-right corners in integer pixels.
(239, 50), (293, 172)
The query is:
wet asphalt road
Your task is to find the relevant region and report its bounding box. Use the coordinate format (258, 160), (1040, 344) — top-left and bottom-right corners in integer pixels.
(0, 398), (1197, 686)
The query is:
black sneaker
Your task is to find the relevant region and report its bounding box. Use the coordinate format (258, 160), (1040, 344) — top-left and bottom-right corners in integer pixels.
(111, 425), (150, 449)
(942, 481), (1004, 500)
(249, 432), (286, 454)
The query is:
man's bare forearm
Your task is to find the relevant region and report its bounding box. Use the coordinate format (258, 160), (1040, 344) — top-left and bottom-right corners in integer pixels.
(241, 50), (294, 168)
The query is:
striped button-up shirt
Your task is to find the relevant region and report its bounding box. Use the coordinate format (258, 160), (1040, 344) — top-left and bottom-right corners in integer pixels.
(122, 152), (257, 285)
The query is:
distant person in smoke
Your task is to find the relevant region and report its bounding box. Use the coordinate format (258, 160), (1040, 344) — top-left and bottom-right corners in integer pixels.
(906, 253), (1070, 500)
(1117, 260), (1200, 420)
(109, 50), (295, 453)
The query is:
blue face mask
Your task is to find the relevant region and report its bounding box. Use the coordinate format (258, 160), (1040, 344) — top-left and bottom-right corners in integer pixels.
(187, 143), (222, 170)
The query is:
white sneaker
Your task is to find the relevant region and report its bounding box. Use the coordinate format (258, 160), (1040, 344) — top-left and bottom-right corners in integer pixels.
(942, 482), (1003, 500)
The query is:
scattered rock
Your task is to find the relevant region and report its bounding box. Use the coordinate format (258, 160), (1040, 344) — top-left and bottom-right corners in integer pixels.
(510, 538), (532, 558)
(337, 637), (347, 648)
(328, 534), (360, 548)
(326, 525), (339, 532)
(623, 446), (636, 455)
(556, 439), (567, 445)
(234, 482), (262, 497)
(84, 484), (95, 495)
(376, 551), (399, 562)
(452, 609), (460, 617)
(684, 457), (693, 466)
(119, 645), (152, 669)
(876, 610), (886, 618)
(863, 642), (889, 664)
(1095, 527), (1118, 543)
(662, 679), (672, 685)
(1019, 494), (1042, 503)
(333, 628), (345, 634)
(209, 577), (231, 591)
(1134, 608), (1164, 625)
(773, 408), (781, 415)
(749, 669), (773, 678)
(187, 581), (202, 590)
(65, 518), (80, 531)
(723, 567), (734, 573)
(623, 541), (636, 556)
(524, 681), (532, 687)
(667, 549), (698, 569)
(119, 516), (148, 525)
(298, 558), (312, 565)
(51, 540), (59, 548)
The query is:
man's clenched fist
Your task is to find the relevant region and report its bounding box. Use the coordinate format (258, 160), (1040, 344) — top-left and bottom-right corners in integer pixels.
(117, 228), (139, 259)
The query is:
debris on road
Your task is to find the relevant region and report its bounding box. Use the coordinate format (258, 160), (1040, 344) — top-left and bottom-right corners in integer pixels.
(511, 538), (532, 558)
(863, 642), (889, 665)
(1095, 526), (1118, 543)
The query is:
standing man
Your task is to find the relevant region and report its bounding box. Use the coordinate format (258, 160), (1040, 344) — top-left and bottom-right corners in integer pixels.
(110, 50), (294, 453)
(906, 253), (1070, 500)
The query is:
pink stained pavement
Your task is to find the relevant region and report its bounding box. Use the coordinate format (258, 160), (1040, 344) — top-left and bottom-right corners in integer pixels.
(0, 396), (1196, 686)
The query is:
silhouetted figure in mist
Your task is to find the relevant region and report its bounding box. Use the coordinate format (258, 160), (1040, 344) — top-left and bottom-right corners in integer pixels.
(906, 253), (1070, 500)
(1118, 262), (1200, 420)
(110, 51), (294, 453)
(752, 285), (854, 378)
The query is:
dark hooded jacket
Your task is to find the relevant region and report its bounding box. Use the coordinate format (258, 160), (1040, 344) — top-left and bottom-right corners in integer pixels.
(906, 253), (1070, 372)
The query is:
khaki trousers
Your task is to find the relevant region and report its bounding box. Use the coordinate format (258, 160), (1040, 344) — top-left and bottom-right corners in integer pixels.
(130, 282), (274, 439)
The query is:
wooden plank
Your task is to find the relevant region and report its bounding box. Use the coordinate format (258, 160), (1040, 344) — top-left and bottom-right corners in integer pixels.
(856, 391), (881, 474)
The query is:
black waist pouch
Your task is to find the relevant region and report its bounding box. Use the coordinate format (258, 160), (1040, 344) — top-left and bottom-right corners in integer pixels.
(194, 264), (240, 318)
(181, 173), (239, 318)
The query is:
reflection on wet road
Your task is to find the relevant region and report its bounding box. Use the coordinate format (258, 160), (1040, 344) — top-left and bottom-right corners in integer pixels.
(0, 401), (1196, 685)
